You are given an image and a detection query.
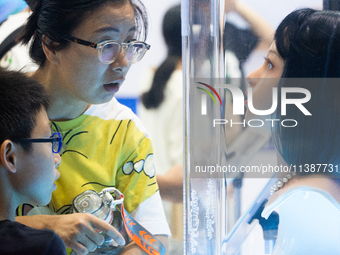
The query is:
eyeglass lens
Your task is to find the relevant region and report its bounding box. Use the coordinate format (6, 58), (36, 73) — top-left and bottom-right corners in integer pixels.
(101, 42), (145, 63)
(129, 44), (146, 62)
(52, 132), (62, 153)
(101, 43), (120, 63)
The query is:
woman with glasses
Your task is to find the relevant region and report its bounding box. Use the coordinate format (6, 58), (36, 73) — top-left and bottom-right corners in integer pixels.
(15, 0), (170, 254)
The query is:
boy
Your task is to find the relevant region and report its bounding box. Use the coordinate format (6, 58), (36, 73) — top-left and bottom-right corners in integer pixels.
(0, 68), (66, 254)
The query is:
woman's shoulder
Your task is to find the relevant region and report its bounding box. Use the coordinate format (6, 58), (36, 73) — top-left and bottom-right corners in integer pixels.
(267, 175), (340, 206)
(86, 99), (150, 137)
(86, 98), (133, 119)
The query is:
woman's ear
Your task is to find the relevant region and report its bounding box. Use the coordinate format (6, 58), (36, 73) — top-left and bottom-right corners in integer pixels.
(41, 34), (59, 65)
(0, 140), (18, 173)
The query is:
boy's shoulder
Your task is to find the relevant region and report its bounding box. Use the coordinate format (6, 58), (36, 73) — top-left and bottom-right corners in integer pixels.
(0, 220), (66, 254)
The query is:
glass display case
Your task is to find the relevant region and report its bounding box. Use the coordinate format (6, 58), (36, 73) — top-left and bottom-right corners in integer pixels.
(182, 0), (327, 254)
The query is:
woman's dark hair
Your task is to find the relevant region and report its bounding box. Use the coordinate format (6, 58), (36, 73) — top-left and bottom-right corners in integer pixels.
(20, 0), (148, 67)
(273, 8), (340, 176)
(141, 4), (181, 109)
(0, 68), (51, 152)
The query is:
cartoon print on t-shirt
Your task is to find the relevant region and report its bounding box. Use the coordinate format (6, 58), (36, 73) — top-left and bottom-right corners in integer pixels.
(122, 154), (155, 178)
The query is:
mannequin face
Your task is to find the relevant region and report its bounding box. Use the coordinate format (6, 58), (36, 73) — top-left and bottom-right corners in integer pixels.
(245, 42), (285, 122)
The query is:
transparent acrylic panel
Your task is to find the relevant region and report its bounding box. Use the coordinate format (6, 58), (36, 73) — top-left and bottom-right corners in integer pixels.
(182, 0), (227, 254)
(183, 0), (325, 255)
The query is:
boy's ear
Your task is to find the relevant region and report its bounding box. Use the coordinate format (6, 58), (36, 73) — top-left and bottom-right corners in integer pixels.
(0, 140), (18, 173)
(41, 34), (59, 65)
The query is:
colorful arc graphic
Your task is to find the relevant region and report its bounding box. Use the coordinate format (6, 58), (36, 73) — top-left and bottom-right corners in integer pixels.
(196, 82), (222, 106)
(196, 87), (217, 105)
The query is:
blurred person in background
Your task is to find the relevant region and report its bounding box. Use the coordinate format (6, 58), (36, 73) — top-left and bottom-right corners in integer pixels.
(139, 5), (183, 255)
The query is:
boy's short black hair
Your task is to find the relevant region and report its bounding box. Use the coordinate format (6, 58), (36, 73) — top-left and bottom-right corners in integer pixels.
(0, 68), (51, 152)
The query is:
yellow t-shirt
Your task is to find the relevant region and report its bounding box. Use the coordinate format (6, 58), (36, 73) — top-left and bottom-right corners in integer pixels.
(18, 98), (170, 237)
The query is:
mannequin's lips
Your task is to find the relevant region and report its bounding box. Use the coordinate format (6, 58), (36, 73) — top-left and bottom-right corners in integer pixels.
(103, 82), (120, 93)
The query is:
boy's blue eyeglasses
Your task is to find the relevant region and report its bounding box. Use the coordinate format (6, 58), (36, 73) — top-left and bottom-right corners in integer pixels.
(13, 132), (62, 154)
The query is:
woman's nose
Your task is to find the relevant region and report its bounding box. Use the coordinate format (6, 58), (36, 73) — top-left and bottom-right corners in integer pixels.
(246, 67), (262, 87)
(110, 47), (129, 72)
(54, 153), (61, 168)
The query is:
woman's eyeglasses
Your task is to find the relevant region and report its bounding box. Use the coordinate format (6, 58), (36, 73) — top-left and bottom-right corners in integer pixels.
(61, 34), (151, 65)
(13, 132), (62, 154)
